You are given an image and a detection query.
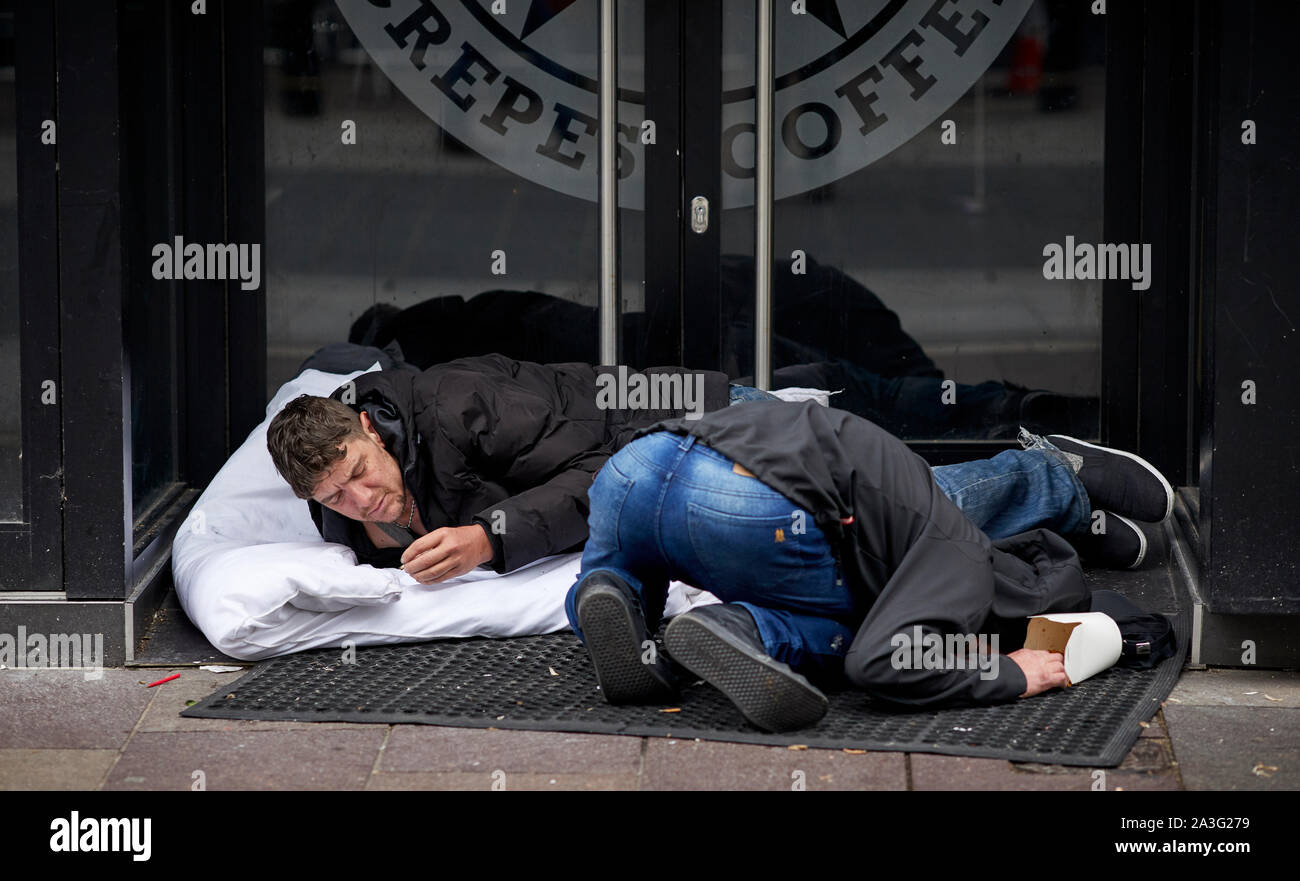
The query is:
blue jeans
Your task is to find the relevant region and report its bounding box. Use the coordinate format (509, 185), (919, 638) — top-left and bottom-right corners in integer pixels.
(930, 436), (1090, 539)
(731, 387), (1089, 539)
(566, 432), (861, 676)
(728, 384), (781, 404)
(566, 427), (1090, 677)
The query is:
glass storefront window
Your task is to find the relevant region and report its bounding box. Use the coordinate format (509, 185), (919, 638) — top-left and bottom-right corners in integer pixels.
(262, 0), (1103, 446)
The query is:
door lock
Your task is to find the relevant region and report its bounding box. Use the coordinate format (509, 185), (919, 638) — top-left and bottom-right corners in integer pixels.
(690, 196), (709, 234)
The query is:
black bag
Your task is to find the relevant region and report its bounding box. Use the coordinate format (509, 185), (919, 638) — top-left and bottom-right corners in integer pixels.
(1088, 589), (1178, 668)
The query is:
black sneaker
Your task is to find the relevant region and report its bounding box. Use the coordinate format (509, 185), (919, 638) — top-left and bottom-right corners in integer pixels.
(574, 573), (678, 705)
(1046, 435), (1174, 523)
(1068, 510), (1148, 570)
(664, 604), (828, 733)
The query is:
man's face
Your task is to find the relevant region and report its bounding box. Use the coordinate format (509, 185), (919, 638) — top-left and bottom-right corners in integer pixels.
(310, 411), (407, 522)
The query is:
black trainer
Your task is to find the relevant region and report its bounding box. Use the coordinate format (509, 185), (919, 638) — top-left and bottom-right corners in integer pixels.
(1068, 510), (1148, 570)
(664, 604), (828, 733)
(574, 572), (678, 705)
(1046, 435), (1174, 523)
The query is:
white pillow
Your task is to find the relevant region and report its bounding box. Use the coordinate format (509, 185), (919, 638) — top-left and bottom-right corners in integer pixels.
(173, 364), (407, 653)
(172, 362), (722, 661)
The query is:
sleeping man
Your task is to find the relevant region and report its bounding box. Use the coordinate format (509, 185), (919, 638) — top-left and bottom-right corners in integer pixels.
(267, 354), (731, 583)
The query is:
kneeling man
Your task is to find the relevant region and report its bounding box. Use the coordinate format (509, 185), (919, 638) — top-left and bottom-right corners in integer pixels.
(566, 400), (1169, 731)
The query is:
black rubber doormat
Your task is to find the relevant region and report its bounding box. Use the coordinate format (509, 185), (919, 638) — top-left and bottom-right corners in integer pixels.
(183, 611), (1188, 767)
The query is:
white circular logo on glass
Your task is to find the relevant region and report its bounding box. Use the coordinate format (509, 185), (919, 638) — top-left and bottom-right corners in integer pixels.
(337, 0), (1032, 208)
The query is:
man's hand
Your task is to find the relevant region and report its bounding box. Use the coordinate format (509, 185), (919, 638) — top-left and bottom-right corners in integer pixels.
(400, 525), (494, 584)
(1008, 648), (1069, 697)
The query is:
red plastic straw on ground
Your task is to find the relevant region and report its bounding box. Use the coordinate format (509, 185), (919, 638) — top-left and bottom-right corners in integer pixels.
(146, 673), (180, 688)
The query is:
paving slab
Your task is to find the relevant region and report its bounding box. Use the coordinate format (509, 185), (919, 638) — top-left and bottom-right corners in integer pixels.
(103, 729), (386, 791)
(1165, 705), (1300, 790)
(366, 771), (639, 790)
(1167, 670), (1300, 708)
(914, 755), (1091, 790)
(378, 726), (643, 775)
(1105, 773), (1181, 791)
(0, 669), (154, 749)
(0, 749), (120, 790)
(912, 753), (1178, 790)
(1113, 735), (1178, 774)
(1139, 710), (1168, 737)
(640, 738), (906, 790)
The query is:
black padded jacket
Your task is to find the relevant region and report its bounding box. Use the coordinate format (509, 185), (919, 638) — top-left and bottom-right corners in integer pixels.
(308, 354), (730, 574)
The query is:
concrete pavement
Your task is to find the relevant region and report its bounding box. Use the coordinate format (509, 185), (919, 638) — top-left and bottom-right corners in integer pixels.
(2, 665), (1294, 790)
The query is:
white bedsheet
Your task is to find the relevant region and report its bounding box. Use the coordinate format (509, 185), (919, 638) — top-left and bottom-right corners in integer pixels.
(172, 363), (714, 660)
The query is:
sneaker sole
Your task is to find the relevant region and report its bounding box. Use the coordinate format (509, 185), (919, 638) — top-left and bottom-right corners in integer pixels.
(1047, 435), (1174, 522)
(664, 614), (827, 732)
(1108, 511), (1148, 569)
(577, 586), (675, 704)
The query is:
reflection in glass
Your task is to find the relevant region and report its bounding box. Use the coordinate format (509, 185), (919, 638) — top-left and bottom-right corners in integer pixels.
(264, 0), (618, 399)
(723, 0), (1105, 439)
(122, 1), (179, 519)
(0, 1), (21, 521)
(357, 251), (1095, 440)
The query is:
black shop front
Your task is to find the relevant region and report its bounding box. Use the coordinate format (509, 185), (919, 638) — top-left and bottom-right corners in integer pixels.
(0, 0), (1295, 668)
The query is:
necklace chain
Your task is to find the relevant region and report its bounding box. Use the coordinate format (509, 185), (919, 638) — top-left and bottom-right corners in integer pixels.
(393, 494), (415, 529)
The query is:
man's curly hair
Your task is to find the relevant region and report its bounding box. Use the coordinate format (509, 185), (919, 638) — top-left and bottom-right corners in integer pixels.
(266, 394), (366, 500)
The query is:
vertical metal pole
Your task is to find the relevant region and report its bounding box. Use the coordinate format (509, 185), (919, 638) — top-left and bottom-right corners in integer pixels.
(754, 0), (774, 389)
(973, 81), (986, 207)
(599, 0), (620, 366)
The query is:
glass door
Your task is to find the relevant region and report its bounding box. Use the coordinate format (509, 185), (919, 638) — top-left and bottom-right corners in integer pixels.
(687, 0), (1108, 445)
(1, 0), (61, 592)
(264, 0), (682, 390)
(261, 0), (1109, 449)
